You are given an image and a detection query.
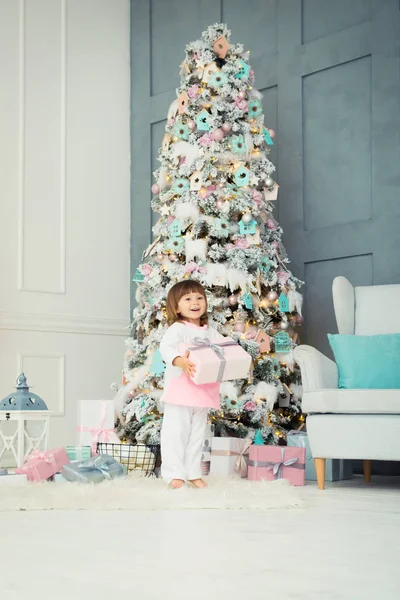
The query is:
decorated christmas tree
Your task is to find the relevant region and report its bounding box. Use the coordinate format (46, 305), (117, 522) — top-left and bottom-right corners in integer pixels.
(115, 24), (304, 447)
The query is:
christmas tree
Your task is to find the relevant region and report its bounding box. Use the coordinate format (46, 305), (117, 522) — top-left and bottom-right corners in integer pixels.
(115, 23), (304, 447)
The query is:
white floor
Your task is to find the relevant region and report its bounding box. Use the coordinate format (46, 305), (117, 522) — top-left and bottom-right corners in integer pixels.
(1, 477), (399, 600)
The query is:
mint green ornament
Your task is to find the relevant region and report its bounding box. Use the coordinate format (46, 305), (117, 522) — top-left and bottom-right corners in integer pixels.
(235, 59), (250, 80)
(172, 178), (189, 195)
(253, 429), (265, 445)
(150, 349), (166, 376)
(248, 99), (262, 118)
(231, 134), (246, 154)
(209, 71), (228, 89)
(196, 109), (211, 131)
(174, 122), (190, 140)
(133, 268), (144, 282)
(263, 127), (274, 146)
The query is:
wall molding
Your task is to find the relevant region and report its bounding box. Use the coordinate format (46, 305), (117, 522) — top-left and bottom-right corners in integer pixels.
(0, 311), (129, 337)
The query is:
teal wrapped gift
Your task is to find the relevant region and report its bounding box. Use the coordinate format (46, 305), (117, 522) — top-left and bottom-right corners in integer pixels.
(287, 431), (352, 482)
(62, 454), (126, 484)
(66, 446), (92, 461)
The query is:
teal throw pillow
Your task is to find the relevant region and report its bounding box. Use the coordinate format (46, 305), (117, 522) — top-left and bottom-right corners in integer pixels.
(328, 333), (400, 389)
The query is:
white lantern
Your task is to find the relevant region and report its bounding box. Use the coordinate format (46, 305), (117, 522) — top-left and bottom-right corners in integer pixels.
(0, 374), (51, 467)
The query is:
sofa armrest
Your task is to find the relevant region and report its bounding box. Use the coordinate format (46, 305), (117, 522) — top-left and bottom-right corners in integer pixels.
(293, 345), (338, 392)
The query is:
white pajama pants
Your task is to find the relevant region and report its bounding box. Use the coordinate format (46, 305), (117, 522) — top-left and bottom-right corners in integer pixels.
(161, 403), (208, 481)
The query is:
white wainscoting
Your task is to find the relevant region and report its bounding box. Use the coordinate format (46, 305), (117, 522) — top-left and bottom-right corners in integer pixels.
(0, 0), (130, 447)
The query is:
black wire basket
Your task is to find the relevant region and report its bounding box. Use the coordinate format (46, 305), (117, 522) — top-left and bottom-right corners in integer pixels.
(97, 443), (161, 476)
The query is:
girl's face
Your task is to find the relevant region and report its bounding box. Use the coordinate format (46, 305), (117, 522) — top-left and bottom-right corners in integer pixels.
(177, 291), (206, 326)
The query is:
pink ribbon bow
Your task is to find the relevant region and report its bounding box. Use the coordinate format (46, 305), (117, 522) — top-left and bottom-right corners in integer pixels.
(77, 401), (114, 454)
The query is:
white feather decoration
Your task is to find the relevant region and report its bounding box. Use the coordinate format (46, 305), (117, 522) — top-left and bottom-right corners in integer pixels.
(185, 238), (207, 262)
(279, 351), (295, 372)
(290, 384), (303, 400)
(249, 88), (263, 100)
(227, 268), (248, 292)
(206, 262), (228, 287)
(167, 99), (178, 120)
(135, 287), (141, 304)
(252, 382), (278, 411)
(220, 381), (238, 402)
(170, 141), (203, 167)
(175, 202), (200, 225)
(287, 290), (303, 316)
(114, 363), (147, 415)
(157, 167), (168, 190)
(245, 132), (254, 155)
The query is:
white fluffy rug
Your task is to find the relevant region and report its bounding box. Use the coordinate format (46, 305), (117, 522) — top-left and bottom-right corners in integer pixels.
(0, 475), (302, 511)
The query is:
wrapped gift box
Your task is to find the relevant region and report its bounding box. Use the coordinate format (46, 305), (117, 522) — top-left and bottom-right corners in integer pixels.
(210, 437), (252, 478)
(0, 470), (28, 485)
(50, 473), (69, 483)
(66, 446), (92, 461)
(77, 400), (120, 453)
(15, 448), (70, 483)
(62, 454), (126, 484)
(180, 337), (252, 384)
(287, 431), (352, 481)
(201, 423), (214, 476)
(248, 445), (306, 486)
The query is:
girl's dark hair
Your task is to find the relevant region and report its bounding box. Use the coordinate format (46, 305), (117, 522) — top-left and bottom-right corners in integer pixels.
(166, 280), (208, 326)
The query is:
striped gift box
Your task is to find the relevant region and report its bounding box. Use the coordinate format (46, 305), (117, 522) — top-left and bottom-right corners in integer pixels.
(66, 446), (92, 461)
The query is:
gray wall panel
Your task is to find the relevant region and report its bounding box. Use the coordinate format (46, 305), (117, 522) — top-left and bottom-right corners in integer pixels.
(302, 56), (372, 231)
(301, 0), (371, 45)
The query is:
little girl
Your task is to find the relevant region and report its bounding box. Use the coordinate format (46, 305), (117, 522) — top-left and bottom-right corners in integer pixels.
(160, 280), (224, 489)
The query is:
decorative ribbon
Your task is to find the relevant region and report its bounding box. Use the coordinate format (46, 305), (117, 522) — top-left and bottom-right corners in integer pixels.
(187, 337), (238, 382)
(248, 447), (305, 479)
(24, 449), (57, 468)
(77, 401), (115, 453)
(78, 455), (123, 481)
(211, 438), (252, 478)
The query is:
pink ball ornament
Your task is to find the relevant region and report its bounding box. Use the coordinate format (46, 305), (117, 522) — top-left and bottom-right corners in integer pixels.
(156, 253), (164, 262)
(187, 120), (196, 132)
(151, 183), (161, 195)
(233, 322), (245, 333)
(238, 90), (246, 100)
(296, 315), (305, 325)
(268, 128), (276, 139)
(272, 241), (279, 250)
(212, 128), (225, 142)
(222, 122), (232, 133)
(167, 118), (175, 127)
(216, 199), (225, 210)
(128, 389), (135, 398)
(228, 294), (238, 306)
(267, 291), (278, 302)
(169, 253), (178, 262)
(217, 182), (225, 190)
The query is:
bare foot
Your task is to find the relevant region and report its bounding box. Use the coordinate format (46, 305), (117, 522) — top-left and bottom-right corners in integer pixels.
(169, 479), (185, 489)
(188, 478), (207, 489)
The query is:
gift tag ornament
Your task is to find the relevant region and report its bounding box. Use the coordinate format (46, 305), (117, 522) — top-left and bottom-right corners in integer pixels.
(274, 332), (291, 353)
(256, 330), (270, 353)
(279, 293), (290, 313)
(177, 90), (190, 114)
(133, 268), (144, 282)
(234, 165), (250, 187)
(263, 127), (274, 145)
(264, 183), (279, 202)
(170, 218), (182, 238)
(190, 170), (203, 191)
(150, 349), (166, 376)
(239, 218), (257, 235)
(202, 62), (219, 83)
(243, 289), (253, 309)
(213, 35), (229, 58)
(235, 59), (250, 80)
(196, 109), (211, 131)
(259, 256), (271, 273)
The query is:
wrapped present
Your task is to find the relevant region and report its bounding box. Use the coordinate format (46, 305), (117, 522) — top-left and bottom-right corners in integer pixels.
(66, 445), (92, 461)
(287, 431), (352, 481)
(201, 423), (214, 476)
(62, 454), (125, 484)
(77, 400), (120, 453)
(15, 448), (70, 483)
(210, 437), (252, 478)
(50, 473), (69, 483)
(248, 445), (306, 486)
(180, 337), (252, 384)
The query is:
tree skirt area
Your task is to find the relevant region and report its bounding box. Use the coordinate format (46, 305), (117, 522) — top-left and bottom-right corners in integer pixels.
(0, 475), (302, 511)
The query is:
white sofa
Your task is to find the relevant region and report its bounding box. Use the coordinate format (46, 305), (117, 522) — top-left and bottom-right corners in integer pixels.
(294, 276), (400, 490)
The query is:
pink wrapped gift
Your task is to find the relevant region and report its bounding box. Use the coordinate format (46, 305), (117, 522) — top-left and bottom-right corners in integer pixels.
(15, 448), (70, 483)
(248, 445), (306, 486)
(180, 337), (252, 384)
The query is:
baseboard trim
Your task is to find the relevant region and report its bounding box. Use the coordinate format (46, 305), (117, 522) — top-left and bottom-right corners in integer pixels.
(0, 311), (130, 337)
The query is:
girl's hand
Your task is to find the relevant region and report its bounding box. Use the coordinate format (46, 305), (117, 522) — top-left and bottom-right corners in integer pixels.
(173, 351), (196, 378)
